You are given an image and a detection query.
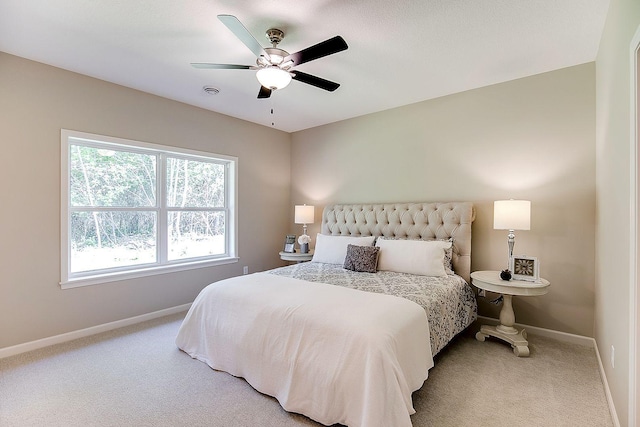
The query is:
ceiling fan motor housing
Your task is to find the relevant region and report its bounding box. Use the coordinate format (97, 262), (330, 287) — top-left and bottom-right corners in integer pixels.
(259, 47), (290, 67)
(265, 28), (285, 46)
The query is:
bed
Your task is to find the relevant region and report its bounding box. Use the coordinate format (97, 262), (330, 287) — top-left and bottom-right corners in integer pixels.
(176, 202), (477, 427)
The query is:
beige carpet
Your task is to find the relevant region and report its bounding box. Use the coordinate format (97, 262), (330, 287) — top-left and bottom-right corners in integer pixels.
(0, 313), (614, 427)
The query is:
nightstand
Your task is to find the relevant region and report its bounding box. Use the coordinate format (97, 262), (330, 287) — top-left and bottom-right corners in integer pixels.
(471, 270), (550, 357)
(279, 250), (314, 263)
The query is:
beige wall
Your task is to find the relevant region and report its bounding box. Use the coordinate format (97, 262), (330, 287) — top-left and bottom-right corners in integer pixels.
(0, 52), (291, 349)
(595, 0), (640, 425)
(291, 64), (596, 337)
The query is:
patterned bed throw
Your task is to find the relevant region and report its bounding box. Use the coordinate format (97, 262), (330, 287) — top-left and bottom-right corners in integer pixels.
(268, 262), (478, 355)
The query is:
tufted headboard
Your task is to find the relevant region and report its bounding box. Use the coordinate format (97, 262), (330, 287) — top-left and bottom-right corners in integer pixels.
(320, 202), (476, 283)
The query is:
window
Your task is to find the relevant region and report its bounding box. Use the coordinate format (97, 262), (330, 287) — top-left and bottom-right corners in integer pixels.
(61, 130), (237, 288)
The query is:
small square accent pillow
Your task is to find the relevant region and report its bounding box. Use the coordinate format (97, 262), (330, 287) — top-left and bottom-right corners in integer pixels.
(343, 244), (380, 273)
(443, 244), (454, 275)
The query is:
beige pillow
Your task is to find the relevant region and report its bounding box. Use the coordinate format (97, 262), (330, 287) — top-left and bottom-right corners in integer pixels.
(311, 234), (376, 265)
(376, 239), (452, 276)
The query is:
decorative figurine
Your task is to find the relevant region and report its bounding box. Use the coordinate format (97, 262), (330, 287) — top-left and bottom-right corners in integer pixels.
(500, 269), (512, 281)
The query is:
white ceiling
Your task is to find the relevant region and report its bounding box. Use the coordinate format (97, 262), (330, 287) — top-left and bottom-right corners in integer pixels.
(0, 0), (609, 133)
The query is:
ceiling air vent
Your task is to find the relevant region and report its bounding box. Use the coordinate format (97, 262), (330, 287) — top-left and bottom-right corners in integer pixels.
(203, 86), (220, 95)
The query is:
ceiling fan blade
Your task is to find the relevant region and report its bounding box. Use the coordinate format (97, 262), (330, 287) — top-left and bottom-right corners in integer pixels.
(284, 36), (348, 67)
(291, 71), (340, 92)
(191, 63), (253, 70)
(218, 14), (269, 59)
(258, 86), (272, 99)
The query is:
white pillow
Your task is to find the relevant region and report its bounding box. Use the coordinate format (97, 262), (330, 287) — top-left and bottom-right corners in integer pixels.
(311, 234), (376, 265)
(376, 239), (452, 276)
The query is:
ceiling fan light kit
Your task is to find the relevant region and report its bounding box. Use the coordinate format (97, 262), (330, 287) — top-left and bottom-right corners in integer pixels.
(192, 14), (348, 99)
(256, 66), (292, 90)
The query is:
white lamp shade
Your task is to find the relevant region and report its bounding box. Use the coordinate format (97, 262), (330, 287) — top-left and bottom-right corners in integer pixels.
(256, 67), (292, 90)
(493, 200), (531, 230)
(295, 205), (315, 224)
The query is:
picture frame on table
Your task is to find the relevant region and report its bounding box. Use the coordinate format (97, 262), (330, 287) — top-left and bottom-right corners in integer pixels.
(283, 234), (296, 253)
(510, 255), (539, 282)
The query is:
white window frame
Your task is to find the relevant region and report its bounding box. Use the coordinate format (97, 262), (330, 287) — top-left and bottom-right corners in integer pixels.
(60, 129), (238, 289)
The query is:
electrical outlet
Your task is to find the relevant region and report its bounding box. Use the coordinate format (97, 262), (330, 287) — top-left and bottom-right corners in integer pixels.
(611, 345), (615, 369)
(243, 266), (249, 275)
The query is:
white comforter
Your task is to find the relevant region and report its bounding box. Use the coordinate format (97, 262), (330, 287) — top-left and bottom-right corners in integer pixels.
(176, 272), (434, 427)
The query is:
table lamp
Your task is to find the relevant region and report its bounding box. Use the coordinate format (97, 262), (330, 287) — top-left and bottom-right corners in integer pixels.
(294, 205), (315, 253)
(494, 200), (531, 271)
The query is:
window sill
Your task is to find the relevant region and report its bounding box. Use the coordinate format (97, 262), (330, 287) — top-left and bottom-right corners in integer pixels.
(60, 257), (239, 289)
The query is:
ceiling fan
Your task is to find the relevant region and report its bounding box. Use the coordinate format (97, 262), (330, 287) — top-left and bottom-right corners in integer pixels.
(192, 14), (348, 99)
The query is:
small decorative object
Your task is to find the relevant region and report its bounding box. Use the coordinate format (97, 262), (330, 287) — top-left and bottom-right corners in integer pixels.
(283, 234), (296, 253)
(298, 234), (311, 253)
(510, 255), (539, 282)
(500, 269), (512, 281)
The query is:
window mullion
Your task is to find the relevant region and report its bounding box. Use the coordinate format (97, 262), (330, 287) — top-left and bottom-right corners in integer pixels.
(158, 153), (167, 264)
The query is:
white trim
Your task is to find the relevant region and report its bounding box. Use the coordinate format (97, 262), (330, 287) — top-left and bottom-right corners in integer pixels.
(61, 133), (71, 281)
(630, 23), (640, 427)
(61, 129), (238, 163)
(0, 303), (191, 359)
(476, 315), (620, 426)
(60, 256), (238, 289)
(476, 315), (593, 346)
(595, 335), (623, 427)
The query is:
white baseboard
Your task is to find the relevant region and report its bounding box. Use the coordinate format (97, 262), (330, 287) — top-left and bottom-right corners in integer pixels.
(0, 303), (191, 359)
(475, 315), (593, 346)
(476, 315), (620, 426)
(593, 339), (621, 427)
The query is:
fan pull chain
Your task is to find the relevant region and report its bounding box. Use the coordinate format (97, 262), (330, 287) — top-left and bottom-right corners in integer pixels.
(270, 98), (275, 127)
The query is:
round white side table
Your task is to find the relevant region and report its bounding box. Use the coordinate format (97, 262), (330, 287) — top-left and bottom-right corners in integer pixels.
(279, 250), (314, 263)
(471, 270), (550, 357)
